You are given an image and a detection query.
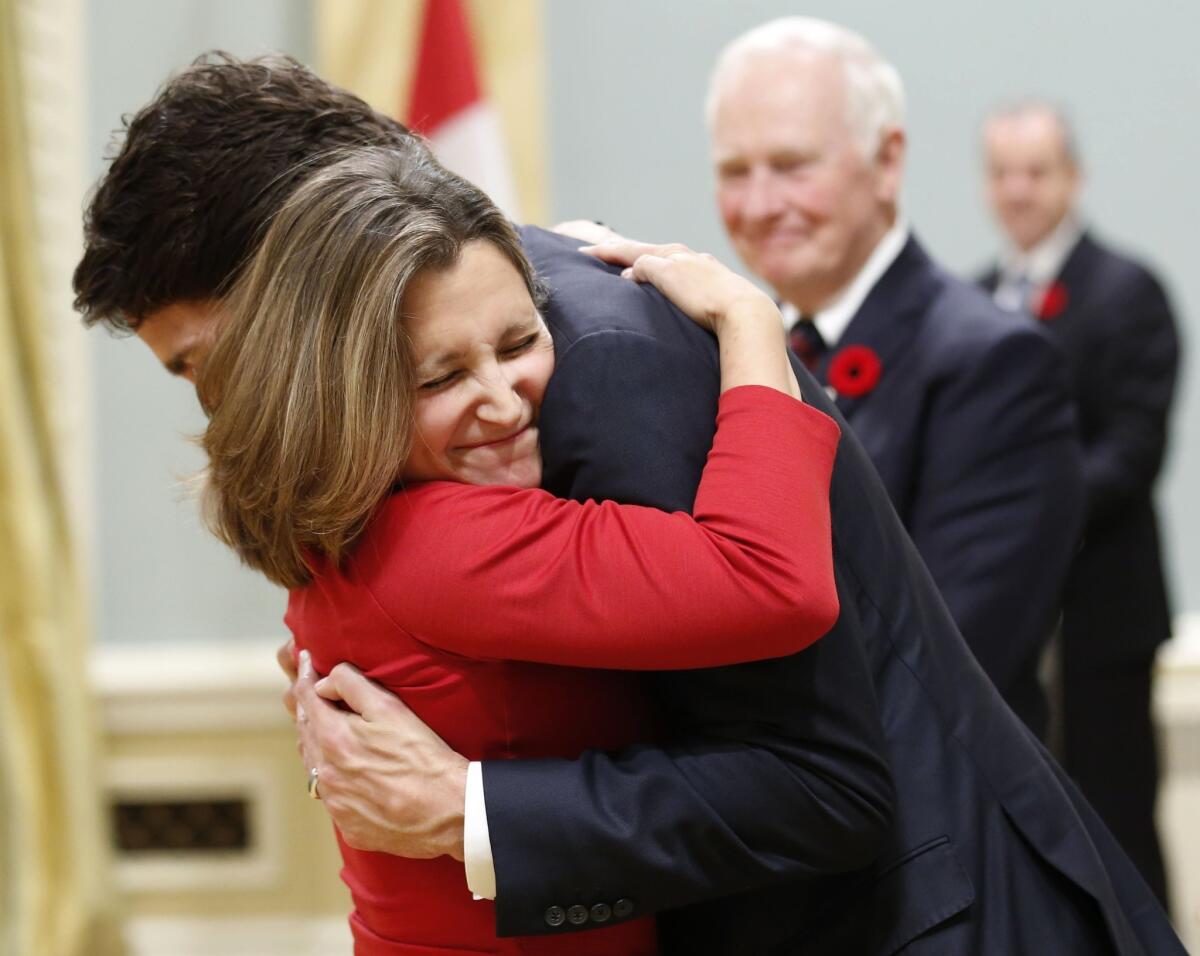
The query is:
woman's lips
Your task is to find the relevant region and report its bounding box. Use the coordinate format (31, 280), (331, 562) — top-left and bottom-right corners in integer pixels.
(457, 423), (533, 450)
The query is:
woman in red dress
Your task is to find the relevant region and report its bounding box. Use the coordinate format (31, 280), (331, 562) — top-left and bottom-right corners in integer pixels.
(198, 145), (841, 955)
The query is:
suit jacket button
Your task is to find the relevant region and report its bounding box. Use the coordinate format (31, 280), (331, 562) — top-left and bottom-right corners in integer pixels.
(544, 905), (566, 927)
(590, 902), (612, 923)
(567, 904), (589, 925)
(613, 898), (635, 919)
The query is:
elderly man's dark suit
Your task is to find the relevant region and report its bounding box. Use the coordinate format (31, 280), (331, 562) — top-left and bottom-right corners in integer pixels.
(476, 226), (1183, 954)
(981, 232), (1181, 906)
(804, 235), (1085, 740)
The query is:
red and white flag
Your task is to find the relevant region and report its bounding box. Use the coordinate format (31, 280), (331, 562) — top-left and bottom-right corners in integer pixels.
(407, 0), (520, 218)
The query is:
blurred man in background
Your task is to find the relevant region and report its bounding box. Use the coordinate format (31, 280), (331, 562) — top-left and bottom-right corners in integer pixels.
(706, 18), (1083, 740)
(980, 101), (1180, 907)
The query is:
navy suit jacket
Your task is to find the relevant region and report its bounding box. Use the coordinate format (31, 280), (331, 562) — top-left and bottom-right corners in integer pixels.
(806, 235), (1084, 737)
(480, 227), (1182, 955)
(981, 232), (1179, 662)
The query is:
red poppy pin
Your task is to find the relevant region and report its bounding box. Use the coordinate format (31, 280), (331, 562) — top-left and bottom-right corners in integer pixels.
(1036, 282), (1069, 321)
(828, 345), (882, 399)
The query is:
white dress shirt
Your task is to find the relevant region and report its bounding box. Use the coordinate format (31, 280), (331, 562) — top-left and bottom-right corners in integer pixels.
(464, 215), (912, 902)
(780, 217), (910, 347)
(464, 761), (495, 898)
(992, 213), (1083, 312)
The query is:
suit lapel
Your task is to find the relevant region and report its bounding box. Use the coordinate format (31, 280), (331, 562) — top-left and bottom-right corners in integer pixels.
(1049, 231), (1098, 321)
(818, 236), (940, 417)
(981, 231), (1094, 321)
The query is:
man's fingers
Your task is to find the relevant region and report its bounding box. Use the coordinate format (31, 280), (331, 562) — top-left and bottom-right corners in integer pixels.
(292, 654), (325, 777)
(277, 638), (298, 680)
(318, 662), (407, 723)
(294, 650), (334, 718)
(278, 638), (299, 718)
(293, 653), (356, 778)
(314, 675), (346, 703)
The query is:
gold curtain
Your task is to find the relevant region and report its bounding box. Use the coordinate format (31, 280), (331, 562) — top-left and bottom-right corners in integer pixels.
(0, 1), (125, 953)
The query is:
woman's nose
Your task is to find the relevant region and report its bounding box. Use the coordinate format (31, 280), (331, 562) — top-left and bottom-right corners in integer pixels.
(476, 370), (523, 424)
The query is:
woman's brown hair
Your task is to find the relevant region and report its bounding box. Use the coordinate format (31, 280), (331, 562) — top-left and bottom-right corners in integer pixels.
(198, 144), (543, 588)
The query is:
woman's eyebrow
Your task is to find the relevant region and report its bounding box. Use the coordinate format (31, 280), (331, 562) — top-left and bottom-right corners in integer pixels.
(505, 318), (543, 340)
(417, 347), (466, 374)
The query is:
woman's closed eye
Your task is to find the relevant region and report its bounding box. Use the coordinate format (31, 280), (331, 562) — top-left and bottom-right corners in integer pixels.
(418, 337), (538, 391)
(501, 334), (539, 356)
(419, 369), (462, 391)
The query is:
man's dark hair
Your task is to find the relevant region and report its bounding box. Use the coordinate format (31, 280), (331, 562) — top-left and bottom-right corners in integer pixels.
(73, 51), (418, 332)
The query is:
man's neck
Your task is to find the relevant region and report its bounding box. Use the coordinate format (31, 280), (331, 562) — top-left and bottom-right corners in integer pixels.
(780, 215), (910, 348)
(1004, 212), (1083, 286)
(790, 212), (896, 315)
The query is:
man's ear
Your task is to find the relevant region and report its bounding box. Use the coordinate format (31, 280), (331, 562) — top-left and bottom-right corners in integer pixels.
(873, 127), (906, 205)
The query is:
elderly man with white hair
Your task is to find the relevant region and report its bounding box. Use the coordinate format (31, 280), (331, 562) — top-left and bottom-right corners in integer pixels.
(707, 18), (1084, 741)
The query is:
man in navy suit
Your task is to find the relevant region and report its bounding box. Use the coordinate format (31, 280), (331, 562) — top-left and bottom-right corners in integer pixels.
(75, 53), (1183, 954)
(980, 101), (1181, 907)
(706, 18), (1085, 741)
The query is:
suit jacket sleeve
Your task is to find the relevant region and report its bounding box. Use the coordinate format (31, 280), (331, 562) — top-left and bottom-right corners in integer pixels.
(483, 329), (894, 936)
(907, 321), (1084, 701)
(365, 388), (841, 670)
(1080, 269), (1179, 525)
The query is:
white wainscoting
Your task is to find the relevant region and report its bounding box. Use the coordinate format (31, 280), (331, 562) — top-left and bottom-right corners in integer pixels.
(106, 754), (284, 894)
(92, 638), (293, 735)
(1156, 614), (1200, 949)
(94, 639), (352, 955)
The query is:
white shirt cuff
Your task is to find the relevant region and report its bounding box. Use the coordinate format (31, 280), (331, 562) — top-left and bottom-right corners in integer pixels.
(464, 761), (497, 900)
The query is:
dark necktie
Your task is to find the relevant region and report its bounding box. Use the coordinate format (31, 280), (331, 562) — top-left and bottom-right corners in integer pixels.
(788, 318), (826, 371)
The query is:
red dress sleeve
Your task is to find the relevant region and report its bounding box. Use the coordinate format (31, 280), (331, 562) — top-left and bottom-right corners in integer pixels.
(349, 385), (841, 670)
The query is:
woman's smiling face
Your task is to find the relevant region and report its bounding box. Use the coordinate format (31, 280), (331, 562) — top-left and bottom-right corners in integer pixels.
(400, 240), (555, 489)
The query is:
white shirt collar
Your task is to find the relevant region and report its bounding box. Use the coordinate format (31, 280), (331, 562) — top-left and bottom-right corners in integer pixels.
(1001, 213), (1084, 287)
(781, 217), (910, 348)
